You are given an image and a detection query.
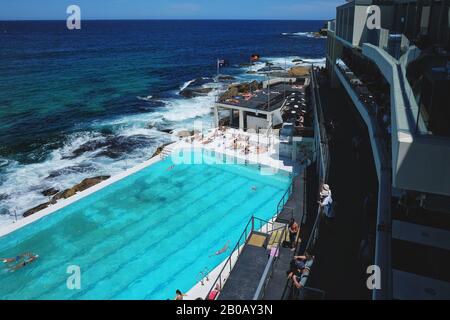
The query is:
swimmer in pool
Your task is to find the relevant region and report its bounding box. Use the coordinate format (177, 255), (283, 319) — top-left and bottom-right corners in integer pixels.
(252, 186), (257, 191)
(167, 165), (175, 171)
(8, 254), (39, 272)
(2, 252), (35, 264)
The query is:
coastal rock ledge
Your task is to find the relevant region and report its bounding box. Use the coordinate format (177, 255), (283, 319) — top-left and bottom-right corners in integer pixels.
(23, 176), (110, 218)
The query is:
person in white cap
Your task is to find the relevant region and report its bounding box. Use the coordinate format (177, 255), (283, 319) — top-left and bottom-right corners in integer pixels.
(320, 184), (331, 198)
(319, 184), (334, 221)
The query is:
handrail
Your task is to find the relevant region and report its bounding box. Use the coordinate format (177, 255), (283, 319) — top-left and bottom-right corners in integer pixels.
(281, 67), (330, 300)
(205, 216), (278, 300)
(253, 226), (287, 300)
(275, 181), (294, 220)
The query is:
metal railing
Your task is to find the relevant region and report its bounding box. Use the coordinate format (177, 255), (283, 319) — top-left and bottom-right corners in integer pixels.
(196, 267), (210, 286)
(253, 225), (287, 300)
(274, 182), (294, 221)
(280, 68), (330, 300)
(205, 216), (278, 300)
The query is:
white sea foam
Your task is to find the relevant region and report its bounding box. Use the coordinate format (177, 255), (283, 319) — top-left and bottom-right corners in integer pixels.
(179, 79), (197, 91)
(136, 95), (153, 102)
(282, 32), (327, 39)
(239, 56), (326, 74)
(0, 52), (325, 226)
(0, 128), (172, 225)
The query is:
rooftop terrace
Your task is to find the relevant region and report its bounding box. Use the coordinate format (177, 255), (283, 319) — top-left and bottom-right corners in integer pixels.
(218, 80), (307, 113)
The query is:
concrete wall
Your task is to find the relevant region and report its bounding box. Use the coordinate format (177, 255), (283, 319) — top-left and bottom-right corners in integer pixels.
(247, 115), (268, 131)
(362, 43), (450, 196)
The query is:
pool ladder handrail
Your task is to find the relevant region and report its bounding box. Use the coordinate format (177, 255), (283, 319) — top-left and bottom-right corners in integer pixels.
(196, 267), (210, 286)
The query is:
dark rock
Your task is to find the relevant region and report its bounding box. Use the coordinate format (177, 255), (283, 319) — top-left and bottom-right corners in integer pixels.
(235, 81), (262, 93)
(151, 143), (172, 158)
(52, 176), (110, 202)
(46, 164), (93, 179)
(23, 176), (111, 217)
(179, 87), (213, 98)
(218, 75), (236, 81)
(23, 202), (51, 218)
(179, 77), (215, 98)
(64, 135), (154, 160)
(318, 28), (327, 37)
(42, 188), (59, 197)
(0, 194), (9, 201)
(257, 66), (284, 72)
(218, 81), (262, 102)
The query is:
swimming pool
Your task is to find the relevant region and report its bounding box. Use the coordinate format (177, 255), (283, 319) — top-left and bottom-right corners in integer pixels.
(0, 149), (291, 300)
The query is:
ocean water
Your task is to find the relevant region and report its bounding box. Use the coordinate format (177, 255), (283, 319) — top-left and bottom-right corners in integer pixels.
(0, 20), (326, 224)
(0, 150), (291, 300)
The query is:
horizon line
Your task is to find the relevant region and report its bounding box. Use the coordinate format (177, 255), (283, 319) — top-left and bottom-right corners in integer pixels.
(0, 18), (331, 22)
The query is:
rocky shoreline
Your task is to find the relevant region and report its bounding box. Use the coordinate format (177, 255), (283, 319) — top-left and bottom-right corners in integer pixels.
(12, 56), (316, 222)
(21, 140), (179, 219)
(23, 176), (111, 218)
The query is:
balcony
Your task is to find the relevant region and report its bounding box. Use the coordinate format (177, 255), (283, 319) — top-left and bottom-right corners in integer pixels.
(361, 43), (450, 197)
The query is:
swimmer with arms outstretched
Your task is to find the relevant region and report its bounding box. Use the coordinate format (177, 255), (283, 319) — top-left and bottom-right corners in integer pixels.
(2, 252), (35, 264)
(209, 241), (230, 258)
(2, 253), (39, 272)
(8, 254), (39, 272)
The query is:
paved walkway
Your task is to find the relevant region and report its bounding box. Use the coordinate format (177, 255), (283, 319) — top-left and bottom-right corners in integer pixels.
(308, 82), (377, 299)
(218, 235), (270, 300)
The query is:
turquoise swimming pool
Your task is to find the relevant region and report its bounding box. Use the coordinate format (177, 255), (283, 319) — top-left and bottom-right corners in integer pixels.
(0, 150), (291, 300)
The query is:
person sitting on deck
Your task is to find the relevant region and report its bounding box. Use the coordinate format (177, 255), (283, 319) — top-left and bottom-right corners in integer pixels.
(290, 253), (314, 290)
(288, 218), (300, 252)
(290, 252), (314, 271)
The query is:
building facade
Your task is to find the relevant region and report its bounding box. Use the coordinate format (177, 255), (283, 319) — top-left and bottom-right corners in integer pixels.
(326, 0), (450, 299)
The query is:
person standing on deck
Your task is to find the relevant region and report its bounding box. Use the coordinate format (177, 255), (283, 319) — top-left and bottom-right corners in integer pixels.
(319, 184), (334, 223)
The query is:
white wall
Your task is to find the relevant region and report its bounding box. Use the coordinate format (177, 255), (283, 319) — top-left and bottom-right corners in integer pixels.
(246, 115), (268, 131)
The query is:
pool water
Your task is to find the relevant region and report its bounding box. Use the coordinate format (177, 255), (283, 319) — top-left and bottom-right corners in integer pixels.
(0, 150), (291, 300)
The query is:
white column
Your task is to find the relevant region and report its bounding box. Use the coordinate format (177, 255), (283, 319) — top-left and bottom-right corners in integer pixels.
(214, 105), (219, 128)
(239, 110), (245, 131)
(267, 113), (273, 129)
